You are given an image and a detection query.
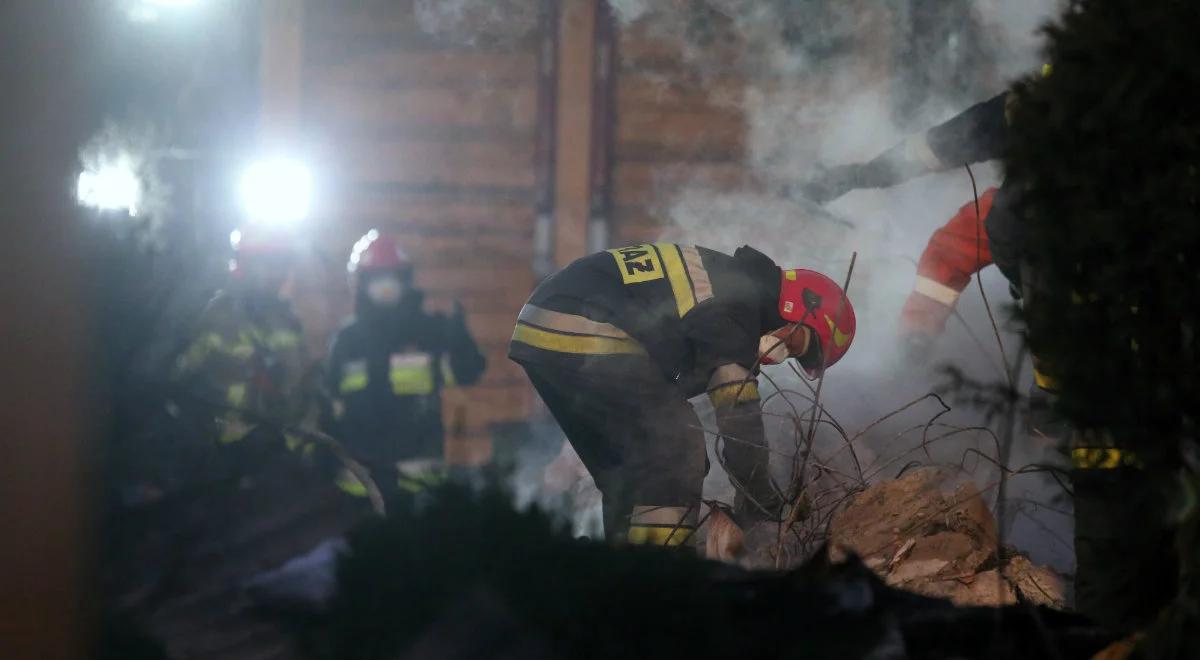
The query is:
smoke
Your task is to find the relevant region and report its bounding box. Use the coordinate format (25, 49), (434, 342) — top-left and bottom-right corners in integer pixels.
(614, 1), (1072, 570)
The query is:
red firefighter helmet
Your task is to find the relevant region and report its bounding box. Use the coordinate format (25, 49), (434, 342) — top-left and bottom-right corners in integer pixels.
(347, 230), (411, 274)
(228, 226), (294, 275)
(778, 268), (856, 374)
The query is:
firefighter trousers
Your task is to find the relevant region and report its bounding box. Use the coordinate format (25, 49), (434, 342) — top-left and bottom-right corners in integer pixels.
(1031, 388), (1177, 629)
(517, 356), (707, 543)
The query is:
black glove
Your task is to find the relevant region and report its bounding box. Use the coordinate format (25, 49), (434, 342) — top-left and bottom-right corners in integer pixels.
(733, 477), (786, 527)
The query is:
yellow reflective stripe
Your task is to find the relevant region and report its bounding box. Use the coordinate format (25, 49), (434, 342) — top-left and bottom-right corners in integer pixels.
(1071, 447), (1141, 470)
(517, 305), (631, 338)
(630, 505), (694, 527)
(193, 332), (253, 360)
(1033, 367), (1059, 391)
(440, 355), (456, 387)
(655, 243), (696, 317)
(708, 381), (760, 408)
(390, 366), (434, 396)
(266, 329), (301, 349)
(218, 416), (250, 444)
(335, 469), (369, 497)
(284, 433), (313, 454)
(627, 525), (695, 546)
(226, 383), (248, 407)
(397, 478), (425, 494)
(511, 322), (647, 356)
(708, 364), (752, 389)
(340, 371), (368, 394)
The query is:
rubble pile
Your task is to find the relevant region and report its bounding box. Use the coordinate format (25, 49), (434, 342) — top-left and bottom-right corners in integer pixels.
(828, 467), (1065, 608)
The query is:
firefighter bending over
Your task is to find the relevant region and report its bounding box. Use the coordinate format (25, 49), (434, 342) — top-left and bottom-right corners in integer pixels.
(509, 243), (855, 544)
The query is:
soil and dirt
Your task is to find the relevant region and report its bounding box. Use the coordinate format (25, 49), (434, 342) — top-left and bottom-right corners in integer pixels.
(825, 467), (1065, 608)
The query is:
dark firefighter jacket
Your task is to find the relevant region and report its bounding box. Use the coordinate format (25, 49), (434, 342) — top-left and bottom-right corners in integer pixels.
(324, 291), (486, 466)
(175, 291), (309, 446)
(828, 91), (1024, 288)
(509, 243), (789, 510)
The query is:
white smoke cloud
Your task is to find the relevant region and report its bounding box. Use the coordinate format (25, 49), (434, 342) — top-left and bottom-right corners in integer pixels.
(613, 1), (1071, 570)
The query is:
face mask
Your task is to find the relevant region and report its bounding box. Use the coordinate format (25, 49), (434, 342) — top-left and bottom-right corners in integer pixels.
(366, 275), (404, 306)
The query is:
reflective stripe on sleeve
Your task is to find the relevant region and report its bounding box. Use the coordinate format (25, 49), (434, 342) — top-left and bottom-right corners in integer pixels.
(913, 275), (961, 307)
(679, 245), (714, 304)
(904, 132), (944, 171)
(709, 381), (760, 408)
(1071, 447), (1140, 470)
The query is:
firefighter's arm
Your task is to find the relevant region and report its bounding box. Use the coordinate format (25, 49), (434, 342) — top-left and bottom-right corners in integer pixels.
(686, 304), (783, 524)
(441, 301), (486, 387)
(900, 189), (1000, 352)
(801, 92), (1009, 203)
(707, 363), (783, 525)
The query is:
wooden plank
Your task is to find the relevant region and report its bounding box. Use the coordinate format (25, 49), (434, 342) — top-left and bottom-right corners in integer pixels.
(307, 49), (537, 88)
(616, 109), (744, 158)
(307, 84), (538, 133)
(305, 0), (540, 55)
(320, 202), (535, 241)
(552, 0), (597, 268)
(383, 234), (533, 261)
(334, 138), (537, 188)
(618, 74), (745, 112)
(613, 161), (748, 206)
(414, 263), (534, 290)
(615, 23), (691, 73)
(423, 289), (533, 314)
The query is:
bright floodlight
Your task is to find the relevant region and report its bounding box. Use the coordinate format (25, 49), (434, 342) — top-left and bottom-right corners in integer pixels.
(238, 158), (313, 226)
(77, 154), (142, 216)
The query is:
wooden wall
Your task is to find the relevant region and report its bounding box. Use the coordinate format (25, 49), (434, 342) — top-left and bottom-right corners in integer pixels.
(284, 1), (892, 465)
(297, 1), (540, 465)
(609, 20), (751, 245)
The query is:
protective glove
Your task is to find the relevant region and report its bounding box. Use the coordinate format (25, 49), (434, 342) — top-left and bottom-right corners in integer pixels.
(733, 477), (786, 528)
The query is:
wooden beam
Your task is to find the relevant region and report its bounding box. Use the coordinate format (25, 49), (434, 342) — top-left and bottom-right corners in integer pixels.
(259, 0), (305, 141)
(552, 0), (598, 268)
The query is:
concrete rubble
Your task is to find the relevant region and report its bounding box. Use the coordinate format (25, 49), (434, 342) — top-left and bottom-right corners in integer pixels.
(827, 467), (1066, 609)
